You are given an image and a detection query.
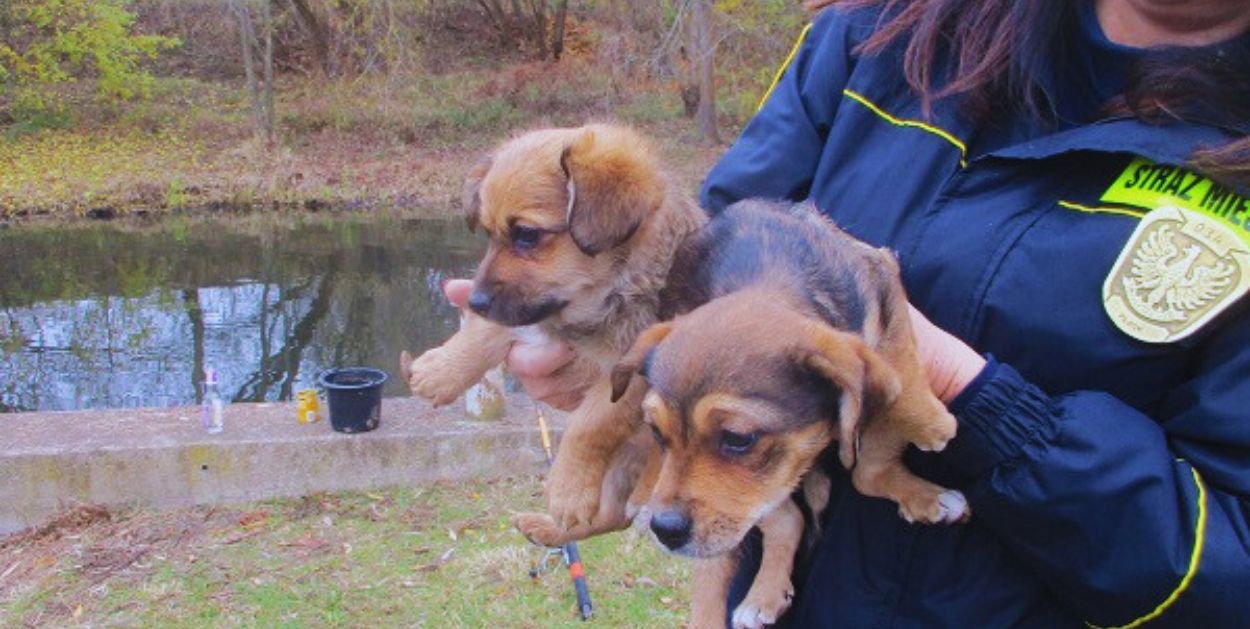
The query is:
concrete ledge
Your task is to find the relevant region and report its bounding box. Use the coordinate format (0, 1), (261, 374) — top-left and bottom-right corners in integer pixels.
(0, 396), (560, 534)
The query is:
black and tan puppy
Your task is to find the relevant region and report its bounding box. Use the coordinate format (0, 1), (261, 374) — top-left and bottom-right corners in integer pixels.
(400, 124), (706, 542)
(612, 199), (969, 627)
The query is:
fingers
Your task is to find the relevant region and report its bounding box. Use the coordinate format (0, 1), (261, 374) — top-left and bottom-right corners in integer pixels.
(907, 303), (986, 404)
(508, 341), (598, 411)
(443, 278), (473, 309)
(512, 355), (585, 411)
(508, 338), (576, 379)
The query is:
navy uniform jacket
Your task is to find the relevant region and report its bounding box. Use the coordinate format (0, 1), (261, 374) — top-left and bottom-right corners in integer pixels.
(702, 7), (1250, 628)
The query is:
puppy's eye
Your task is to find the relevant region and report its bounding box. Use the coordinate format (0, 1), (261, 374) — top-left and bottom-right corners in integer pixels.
(510, 225), (543, 250)
(719, 430), (758, 456)
(649, 423), (666, 449)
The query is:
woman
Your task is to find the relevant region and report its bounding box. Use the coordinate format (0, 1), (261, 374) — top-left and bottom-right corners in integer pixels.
(448, 0), (1250, 624)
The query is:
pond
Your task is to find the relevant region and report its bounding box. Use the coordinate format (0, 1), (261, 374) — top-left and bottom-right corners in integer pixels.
(0, 213), (483, 412)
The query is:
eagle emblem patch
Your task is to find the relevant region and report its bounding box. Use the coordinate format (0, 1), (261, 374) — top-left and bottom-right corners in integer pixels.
(1104, 206), (1250, 343)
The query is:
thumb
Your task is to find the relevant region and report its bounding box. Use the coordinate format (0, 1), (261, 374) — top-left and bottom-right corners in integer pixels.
(443, 278), (473, 309)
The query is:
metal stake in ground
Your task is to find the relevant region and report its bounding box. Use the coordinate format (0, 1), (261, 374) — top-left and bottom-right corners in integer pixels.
(533, 406), (593, 621)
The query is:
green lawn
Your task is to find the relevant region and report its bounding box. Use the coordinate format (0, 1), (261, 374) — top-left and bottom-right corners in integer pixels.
(0, 478), (690, 627)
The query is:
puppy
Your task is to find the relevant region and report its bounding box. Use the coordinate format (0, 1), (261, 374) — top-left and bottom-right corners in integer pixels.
(611, 199), (969, 627)
(400, 123), (706, 543)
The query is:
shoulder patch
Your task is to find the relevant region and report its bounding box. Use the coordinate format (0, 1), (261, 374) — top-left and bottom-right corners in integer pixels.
(1102, 157), (1250, 343)
(1104, 205), (1250, 343)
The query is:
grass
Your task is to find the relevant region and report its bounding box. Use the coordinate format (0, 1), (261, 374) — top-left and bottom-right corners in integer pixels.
(0, 477), (691, 627)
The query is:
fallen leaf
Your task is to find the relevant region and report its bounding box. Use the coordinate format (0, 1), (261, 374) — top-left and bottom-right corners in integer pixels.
(447, 528), (458, 542)
(415, 547), (456, 572)
(237, 510), (269, 528)
(72, 605), (84, 619)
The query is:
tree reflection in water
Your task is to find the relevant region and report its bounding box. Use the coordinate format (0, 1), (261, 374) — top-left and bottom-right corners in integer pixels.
(0, 215), (482, 412)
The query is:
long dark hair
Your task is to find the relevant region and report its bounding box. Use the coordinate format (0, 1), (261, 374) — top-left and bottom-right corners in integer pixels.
(805, 0), (1250, 186)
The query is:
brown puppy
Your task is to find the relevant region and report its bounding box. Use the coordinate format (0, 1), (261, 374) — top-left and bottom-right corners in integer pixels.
(612, 199), (969, 627)
(400, 123), (706, 542)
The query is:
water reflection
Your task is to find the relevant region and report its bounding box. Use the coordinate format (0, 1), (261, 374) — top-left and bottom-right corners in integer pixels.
(0, 214), (483, 412)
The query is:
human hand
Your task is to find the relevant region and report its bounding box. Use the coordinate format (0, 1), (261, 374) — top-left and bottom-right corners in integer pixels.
(906, 305), (987, 405)
(443, 279), (598, 411)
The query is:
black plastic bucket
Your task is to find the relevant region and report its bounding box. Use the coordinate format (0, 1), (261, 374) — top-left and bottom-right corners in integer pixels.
(318, 367), (388, 433)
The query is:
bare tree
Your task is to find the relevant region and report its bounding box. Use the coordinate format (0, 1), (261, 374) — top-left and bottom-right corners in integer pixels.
(287, 0), (332, 75)
(528, 0), (548, 58)
(474, 0), (559, 59)
(690, 0), (720, 144)
(230, 0), (276, 147)
(550, 0), (569, 59)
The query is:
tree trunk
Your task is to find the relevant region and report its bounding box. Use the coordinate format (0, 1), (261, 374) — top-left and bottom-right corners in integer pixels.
(550, 0), (568, 59)
(262, 0), (275, 147)
(287, 0), (332, 76)
(690, 0), (720, 144)
(476, 0), (506, 32)
(232, 0), (276, 148)
(232, 1), (265, 143)
(476, 0), (518, 47)
(530, 0), (547, 59)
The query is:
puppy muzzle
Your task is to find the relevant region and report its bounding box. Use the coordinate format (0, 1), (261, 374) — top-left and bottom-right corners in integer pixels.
(469, 287), (566, 327)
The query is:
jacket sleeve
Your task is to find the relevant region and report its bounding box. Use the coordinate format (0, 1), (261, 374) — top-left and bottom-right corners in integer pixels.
(940, 312), (1250, 627)
(699, 9), (857, 214)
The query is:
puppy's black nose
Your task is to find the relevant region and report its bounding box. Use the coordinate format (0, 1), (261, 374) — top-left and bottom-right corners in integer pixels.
(650, 509), (692, 550)
(467, 289), (493, 316)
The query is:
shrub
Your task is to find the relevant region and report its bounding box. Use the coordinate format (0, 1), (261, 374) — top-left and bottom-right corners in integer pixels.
(0, 0), (179, 126)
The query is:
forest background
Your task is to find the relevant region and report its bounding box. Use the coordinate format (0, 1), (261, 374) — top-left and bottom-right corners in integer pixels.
(0, 0), (810, 220)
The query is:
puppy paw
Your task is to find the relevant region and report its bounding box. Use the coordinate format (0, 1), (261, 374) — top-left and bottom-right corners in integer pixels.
(402, 347), (477, 406)
(937, 490), (971, 523)
(513, 512), (566, 547)
(545, 464), (603, 530)
(898, 489), (970, 525)
(912, 410), (957, 453)
(732, 582), (794, 629)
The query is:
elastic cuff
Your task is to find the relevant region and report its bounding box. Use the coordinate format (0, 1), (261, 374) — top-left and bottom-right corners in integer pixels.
(947, 354), (1000, 416)
(940, 360), (1059, 480)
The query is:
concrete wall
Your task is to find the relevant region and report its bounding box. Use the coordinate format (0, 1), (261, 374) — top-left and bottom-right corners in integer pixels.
(0, 397), (556, 534)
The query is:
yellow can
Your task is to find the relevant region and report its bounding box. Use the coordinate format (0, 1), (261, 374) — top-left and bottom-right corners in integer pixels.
(297, 389), (322, 424)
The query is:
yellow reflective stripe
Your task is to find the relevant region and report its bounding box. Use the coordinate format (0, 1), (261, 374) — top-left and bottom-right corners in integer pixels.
(757, 23), (813, 112)
(842, 88), (969, 167)
(1057, 200), (1146, 219)
(1087, 466), (1209, 629)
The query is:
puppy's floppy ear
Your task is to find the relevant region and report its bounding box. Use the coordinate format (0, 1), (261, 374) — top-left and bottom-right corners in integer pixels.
(794, 321), (901, 470)
(561, 126), (665, 256)
(462, 155), (492, 232)
(610, 321), (673, 402)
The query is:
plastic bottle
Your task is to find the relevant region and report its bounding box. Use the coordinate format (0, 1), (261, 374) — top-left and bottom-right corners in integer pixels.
(297, 389), (322, 424)
(202, 368), (224, 434)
